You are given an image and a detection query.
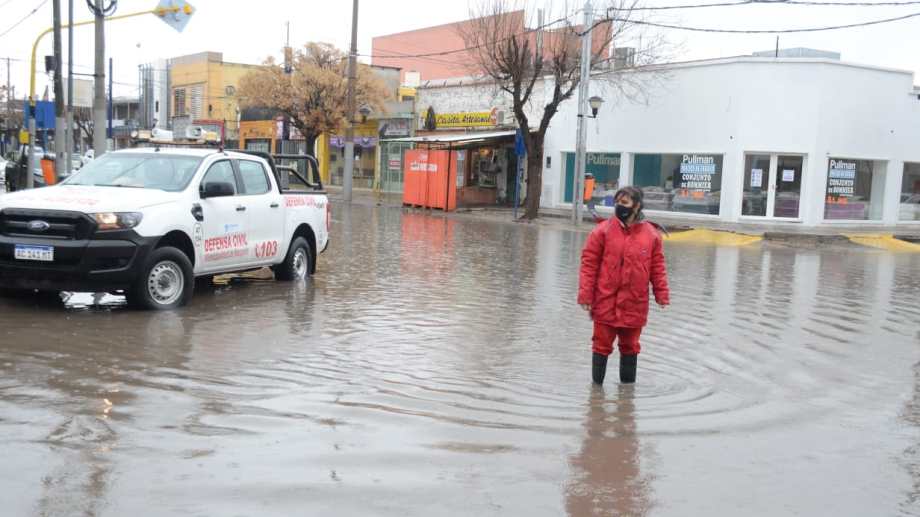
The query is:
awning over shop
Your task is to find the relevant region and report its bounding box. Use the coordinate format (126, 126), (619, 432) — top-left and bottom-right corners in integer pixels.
(387, 130), (518, 149)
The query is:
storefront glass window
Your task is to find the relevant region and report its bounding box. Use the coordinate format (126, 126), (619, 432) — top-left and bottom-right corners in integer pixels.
(244, 139), (271, 153)
(901, 162), (920, 221)
(563, 152), (620, 205)
(824, 158), (883, 220)
(330, 135), (377, 188)
(633, 153), (723, 215)
(379, 141), (413, 193)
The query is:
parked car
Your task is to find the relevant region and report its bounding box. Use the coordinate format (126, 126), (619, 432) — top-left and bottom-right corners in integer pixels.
(0, 148), (330, 309)
(3, 146), (47, 191)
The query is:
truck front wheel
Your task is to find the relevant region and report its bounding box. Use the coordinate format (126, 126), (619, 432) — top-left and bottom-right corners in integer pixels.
(127, 247), (194, 310)
(273, 237), (311, 281)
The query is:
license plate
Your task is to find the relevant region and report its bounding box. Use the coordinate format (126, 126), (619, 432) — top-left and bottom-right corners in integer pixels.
(14, 245), (54, 262)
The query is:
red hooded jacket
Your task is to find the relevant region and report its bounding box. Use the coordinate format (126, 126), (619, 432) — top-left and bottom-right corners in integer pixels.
(578, 219), (670, 328)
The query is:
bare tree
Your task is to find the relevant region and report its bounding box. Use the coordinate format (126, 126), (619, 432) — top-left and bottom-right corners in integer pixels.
(0, 86), (23, 134)
(73, 107), (94, 150)
(460, 0), (670, 219)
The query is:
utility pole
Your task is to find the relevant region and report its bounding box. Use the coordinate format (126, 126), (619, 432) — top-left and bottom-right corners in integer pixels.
(282, 21), (291, 149)
(66, 0), (74, 175)
(53, 0), (65, 181)
(107, 57), (112, 146)
(342, 0), (359, 203)
(92, 0), (106, 157)
(572, 1), (593, 224)
(5, 58), (11, 141)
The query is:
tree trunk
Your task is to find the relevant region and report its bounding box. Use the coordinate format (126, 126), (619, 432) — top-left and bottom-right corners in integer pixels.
(524, 133), (545, 219)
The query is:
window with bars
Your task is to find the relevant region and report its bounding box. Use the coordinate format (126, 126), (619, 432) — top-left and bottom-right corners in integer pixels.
(190, 85), (203, 119)
(173, 88), (186, 117)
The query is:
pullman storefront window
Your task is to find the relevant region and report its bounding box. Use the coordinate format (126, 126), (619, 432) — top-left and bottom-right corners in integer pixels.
(824, 158), (883, 220)
(901, 163), (920, 222)
(563, 152), (621, 205)
(633, 153), (724, 215)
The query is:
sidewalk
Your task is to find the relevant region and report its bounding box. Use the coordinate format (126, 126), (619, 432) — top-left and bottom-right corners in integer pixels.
(325, 186), (920, 244)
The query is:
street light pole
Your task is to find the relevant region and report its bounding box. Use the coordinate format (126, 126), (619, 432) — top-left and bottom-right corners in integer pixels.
(92, 0), (107, 158)
(572, 0), (593, 224)
(343, 0), (359, 203)
(66, 0), (74, 176)
(53, 0), (66, 181)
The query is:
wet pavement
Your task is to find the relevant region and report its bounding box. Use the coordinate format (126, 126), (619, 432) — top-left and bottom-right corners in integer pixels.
(1, 204), (918, 516)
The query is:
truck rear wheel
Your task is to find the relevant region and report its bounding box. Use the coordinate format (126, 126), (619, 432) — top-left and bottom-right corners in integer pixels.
(127, 246), (194, 310)
(273, 237), (311, 281)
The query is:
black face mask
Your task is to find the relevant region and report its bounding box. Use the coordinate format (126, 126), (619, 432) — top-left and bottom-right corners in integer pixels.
(615, 204), (633, 223)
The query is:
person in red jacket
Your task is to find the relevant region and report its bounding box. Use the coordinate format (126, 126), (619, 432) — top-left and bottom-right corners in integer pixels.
(578, 186), (670, 384)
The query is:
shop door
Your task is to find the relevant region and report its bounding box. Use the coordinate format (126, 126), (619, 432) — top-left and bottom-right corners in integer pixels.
(741, 154), (804, 219)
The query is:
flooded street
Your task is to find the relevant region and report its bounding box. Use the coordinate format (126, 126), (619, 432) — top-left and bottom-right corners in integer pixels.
(1, 204), (918, 516)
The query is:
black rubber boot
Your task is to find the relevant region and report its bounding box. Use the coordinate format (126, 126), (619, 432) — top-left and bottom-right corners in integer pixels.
(620, 354), (638, 384)
(592, 353), (608, 385)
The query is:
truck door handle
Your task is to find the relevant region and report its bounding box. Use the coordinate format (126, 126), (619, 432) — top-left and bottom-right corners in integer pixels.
(236, 206), (246, 212)
(270, 202), (279, 208)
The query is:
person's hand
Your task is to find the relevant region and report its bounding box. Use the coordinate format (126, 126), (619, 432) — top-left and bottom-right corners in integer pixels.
(580, 303), (591, 312)
(657, 300), (669, 309)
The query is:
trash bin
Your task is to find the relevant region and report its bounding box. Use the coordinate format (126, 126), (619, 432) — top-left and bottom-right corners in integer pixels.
(40, 157), (57, 186)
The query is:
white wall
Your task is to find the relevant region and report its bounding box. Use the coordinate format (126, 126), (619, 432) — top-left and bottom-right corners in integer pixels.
(543, 58), (920, 227)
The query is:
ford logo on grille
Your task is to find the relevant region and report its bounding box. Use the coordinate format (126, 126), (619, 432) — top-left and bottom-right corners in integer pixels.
(27, 220), (51, 232)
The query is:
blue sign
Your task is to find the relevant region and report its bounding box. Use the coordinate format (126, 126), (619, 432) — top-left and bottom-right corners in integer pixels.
(514, 128), (526, 157)
(24, 101), (56, 130)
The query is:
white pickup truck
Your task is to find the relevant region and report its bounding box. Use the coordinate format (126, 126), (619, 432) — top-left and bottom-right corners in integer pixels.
(0, 148), (330, 309)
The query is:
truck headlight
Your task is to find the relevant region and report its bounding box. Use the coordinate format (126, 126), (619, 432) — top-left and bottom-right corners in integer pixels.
(92, 212), (144, 231)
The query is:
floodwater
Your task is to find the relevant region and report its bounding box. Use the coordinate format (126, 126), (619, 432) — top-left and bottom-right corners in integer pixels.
(1, 205), (918, 517)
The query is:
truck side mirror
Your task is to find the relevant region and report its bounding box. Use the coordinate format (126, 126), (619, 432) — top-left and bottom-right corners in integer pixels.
(200, 181), (235, 199)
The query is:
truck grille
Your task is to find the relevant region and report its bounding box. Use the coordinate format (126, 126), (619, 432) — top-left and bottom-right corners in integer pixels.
(0, 209), (96, 240)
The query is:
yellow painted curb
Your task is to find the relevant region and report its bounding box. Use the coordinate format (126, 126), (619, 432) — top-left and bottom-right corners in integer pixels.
(845, 234), (920, 252)
(664, 228), (762, 246)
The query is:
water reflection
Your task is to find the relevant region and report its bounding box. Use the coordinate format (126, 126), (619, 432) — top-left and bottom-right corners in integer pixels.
(566, 385), (651, 517)
(904, 360), (920, 515)
(0, 205), (918, 516)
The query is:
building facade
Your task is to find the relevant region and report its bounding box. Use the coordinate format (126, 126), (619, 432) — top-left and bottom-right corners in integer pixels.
(542, 56), (920, 227)
(410, 54), (920, 227)
(168, 52), (259, 144)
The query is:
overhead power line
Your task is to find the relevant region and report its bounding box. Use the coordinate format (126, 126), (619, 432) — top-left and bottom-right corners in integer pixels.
(372, 1), (920, 61)
(0, 0), (51, 40)
(604, 10), (920, 32)
(624, 0), (920, 10)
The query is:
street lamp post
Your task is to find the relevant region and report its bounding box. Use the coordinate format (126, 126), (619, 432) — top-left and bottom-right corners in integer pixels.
(588, 96), (604, 118)
(572, 0), (593, 224)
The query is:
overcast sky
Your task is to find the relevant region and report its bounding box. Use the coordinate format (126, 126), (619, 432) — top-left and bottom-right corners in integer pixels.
(1, 0), (919, 99)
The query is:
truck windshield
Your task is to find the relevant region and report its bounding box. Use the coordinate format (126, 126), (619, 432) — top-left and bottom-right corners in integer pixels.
(62, 153), (203, 192)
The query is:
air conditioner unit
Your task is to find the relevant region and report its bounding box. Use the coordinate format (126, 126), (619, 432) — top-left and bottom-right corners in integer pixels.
(185, 125), (204, 139)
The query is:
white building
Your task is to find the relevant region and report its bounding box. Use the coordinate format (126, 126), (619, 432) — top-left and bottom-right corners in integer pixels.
(543, 55), (920, 228)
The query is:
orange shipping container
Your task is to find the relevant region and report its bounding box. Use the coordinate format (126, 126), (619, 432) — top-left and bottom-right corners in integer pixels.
(402, 149), (457, 211)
